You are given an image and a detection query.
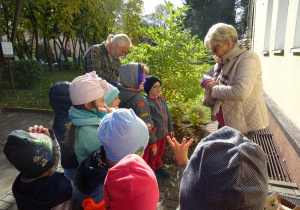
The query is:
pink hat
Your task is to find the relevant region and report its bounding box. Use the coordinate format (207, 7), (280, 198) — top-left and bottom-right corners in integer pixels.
(69, 71), (109, 105)
(104, 154), (159, 210)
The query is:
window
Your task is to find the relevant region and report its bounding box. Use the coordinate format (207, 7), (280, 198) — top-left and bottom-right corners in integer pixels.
(272, 0), (289, 54)
(291, 1), (300, 53)
(262, 0), (274, 55)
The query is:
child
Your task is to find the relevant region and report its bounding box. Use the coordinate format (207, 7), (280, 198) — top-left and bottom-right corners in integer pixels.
(104, 154), (159, 210)
(118, 62), (157, 155)
(49, 81), (79, 181)
(167, 126), (268, 210)
(3, 125), (82, 210)
(99, 83), (121, 118)
(143, 75), (174, 179)
(74, 108), (150, 209)
(66, 71), (109, 174)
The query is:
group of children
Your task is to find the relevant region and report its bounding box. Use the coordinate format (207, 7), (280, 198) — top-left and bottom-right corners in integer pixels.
(3, 62), (269, 210)
(4, 63), (173, 209)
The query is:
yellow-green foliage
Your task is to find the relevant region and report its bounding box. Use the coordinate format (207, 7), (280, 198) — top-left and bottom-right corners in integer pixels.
(122, 2), (210, 124)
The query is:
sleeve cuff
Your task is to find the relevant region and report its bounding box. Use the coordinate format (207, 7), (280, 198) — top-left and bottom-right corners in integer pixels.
(149, 143), (157, 148)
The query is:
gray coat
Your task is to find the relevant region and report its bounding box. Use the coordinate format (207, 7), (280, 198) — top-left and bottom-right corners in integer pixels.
(118, 63), (157, 145)
(145, 94), (173, 140)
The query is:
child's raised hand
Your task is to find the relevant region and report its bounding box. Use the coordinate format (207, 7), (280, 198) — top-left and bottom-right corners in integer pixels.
(167, 136), (193, 166)
(28, 125), (50, 136)
(98, 105), (114, 113)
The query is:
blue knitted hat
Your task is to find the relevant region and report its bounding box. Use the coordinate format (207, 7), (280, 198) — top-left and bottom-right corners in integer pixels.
(104, 84), (120, 106)
(97, 108), (149, 162)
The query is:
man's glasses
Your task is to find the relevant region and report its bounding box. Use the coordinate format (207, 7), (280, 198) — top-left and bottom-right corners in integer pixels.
(152, 85), (162, 90)
(211, 45), (219, 53)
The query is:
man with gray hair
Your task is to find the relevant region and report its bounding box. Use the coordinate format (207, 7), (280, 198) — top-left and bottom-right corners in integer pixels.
(84, 34), (132, 84)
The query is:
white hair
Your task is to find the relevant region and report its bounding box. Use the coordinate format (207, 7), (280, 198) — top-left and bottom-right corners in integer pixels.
(204, 23), (238, 49)
(106, 34), (132, 47)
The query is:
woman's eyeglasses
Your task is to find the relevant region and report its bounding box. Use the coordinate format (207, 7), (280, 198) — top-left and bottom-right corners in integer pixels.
(211, 45), (219, 53)
(152, 85), (162, 90)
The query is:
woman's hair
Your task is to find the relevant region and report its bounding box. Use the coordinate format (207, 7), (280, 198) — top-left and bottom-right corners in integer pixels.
(65, 100), (100, 152)
(106, 34), (132, 48)
(204, 23), (238, 49)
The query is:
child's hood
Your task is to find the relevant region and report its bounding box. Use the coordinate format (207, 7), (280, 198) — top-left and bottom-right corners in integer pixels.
(119, 62), (141, 89)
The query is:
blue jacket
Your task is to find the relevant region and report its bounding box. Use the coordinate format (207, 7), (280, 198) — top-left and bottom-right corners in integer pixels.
(49, 81), (78, 169)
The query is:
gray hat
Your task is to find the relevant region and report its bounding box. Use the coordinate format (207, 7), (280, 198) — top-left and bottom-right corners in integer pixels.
(180, 126), (268, 210)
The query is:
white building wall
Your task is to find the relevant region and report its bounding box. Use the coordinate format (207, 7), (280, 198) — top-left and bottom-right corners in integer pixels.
(252, 0), (300, 130)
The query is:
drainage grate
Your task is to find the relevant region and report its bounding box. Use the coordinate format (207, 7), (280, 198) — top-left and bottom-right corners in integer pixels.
(253, 127), (293, 182)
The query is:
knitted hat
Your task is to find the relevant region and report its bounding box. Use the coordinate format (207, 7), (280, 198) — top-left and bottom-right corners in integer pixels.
(180, 126), (268, 209)
(144, 75), (161, 95)
(98, 108), (149, 162)
(69, 71), (109, 105)
(4, 130), (56, 179)
(104, 83), (120, 106)
(104, 154), (159, 210)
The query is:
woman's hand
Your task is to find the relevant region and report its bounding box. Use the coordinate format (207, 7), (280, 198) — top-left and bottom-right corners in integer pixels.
(206, 81), (218, 90)
(167, 136), (193, 165)
(28, 125), (50, 136)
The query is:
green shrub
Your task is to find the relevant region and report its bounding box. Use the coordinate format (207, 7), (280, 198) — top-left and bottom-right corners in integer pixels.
(122, 2), (210, 125)
(11, 59), (45, 89)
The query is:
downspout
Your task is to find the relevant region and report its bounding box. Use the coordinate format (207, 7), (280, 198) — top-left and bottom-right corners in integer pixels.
(246, 0), (254, 39)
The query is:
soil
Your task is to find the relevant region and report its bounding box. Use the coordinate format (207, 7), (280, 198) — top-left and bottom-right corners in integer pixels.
(161, 122), (210, 166)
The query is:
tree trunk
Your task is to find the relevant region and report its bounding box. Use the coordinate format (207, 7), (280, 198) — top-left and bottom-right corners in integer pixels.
(0, 0), (24, 92)
(0, 5), (5, 93)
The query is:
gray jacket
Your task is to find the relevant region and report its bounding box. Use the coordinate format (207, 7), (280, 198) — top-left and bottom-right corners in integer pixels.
(145, 94), (173, 140)
(118, 63), (157, 145)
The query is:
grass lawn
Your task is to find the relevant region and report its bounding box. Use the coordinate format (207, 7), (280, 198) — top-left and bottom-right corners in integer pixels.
(0, 68), (83, 110)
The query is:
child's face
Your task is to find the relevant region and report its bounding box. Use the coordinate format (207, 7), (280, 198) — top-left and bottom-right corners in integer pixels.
(138, 73), (146, 90)
(94, 95), (105, 108)
(149, 81), (162, 98)
(108, 95), (121, 108)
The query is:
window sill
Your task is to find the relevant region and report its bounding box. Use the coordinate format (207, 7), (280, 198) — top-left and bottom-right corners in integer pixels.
(272, 49), (283, 54)
(290, 48), (300, 53)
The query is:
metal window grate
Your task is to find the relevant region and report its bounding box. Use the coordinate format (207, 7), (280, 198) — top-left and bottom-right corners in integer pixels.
(253, 127), (293, 182)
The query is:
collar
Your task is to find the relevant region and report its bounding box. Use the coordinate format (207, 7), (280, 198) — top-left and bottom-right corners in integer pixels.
(149, 94), (164, 99)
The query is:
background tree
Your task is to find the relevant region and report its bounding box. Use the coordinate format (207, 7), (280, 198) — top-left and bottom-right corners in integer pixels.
(0, 0), (24, 92)
(141, 4), (170, 29)
(123, 2), (209, 125)
(183, 0), (236, 41)
(235, 0), (249, 38)
(114, 0), (143, 44)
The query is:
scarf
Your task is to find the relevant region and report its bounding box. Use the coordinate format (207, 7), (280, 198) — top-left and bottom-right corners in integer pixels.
(212, 39), (250, 85)
(68, 106), (101, 127)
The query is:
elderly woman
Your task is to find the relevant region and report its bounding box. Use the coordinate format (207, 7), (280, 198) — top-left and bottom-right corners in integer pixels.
(200, 23), (269, 139)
